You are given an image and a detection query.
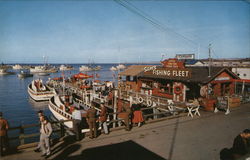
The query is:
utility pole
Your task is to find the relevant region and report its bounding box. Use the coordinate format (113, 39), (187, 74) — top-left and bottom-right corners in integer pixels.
(197, 43), (200, 59)
(208, 44), (212, 77)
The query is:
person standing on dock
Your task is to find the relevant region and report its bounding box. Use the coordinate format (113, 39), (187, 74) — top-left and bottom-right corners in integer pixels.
(118, 101), (131, 131)
(34, 110), (44, 152)
(131, 103), (144, 127)
(123, 103), (132, 131)
(0, 112), (9, 157)
(86, 107), (97, 139)
(99, 104), (109, 135)
(72, 107), (82, 141)
(40, 116), (52, 157)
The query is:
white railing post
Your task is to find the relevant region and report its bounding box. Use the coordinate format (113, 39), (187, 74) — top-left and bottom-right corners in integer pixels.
(113, 90), (118, 128)
(129, 96), (133, 107)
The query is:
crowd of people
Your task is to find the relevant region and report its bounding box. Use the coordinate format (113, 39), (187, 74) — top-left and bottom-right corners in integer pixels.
(0, 99), (146, 157)
(71, 100), (145, 141)
(1, 100), (248, 159)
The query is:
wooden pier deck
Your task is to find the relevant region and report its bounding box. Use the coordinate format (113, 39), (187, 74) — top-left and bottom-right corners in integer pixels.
(1, 103), (250, 160)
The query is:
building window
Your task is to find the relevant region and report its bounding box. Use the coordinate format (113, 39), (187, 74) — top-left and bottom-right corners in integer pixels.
(130, 76), (133, 81)
(141, 81), (152, 89)
(243, 74), (246, 77)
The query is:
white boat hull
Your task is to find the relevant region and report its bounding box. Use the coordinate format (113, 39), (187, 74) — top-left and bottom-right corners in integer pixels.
(48, 96), (90, 133)
(18, 73), (33, 78)
(28, 81), (55, 101)
(48, 102), (73, 128)
(13, 65), (23, 70)
(59, 65), (73, 71)
(30, 66), (58, 73)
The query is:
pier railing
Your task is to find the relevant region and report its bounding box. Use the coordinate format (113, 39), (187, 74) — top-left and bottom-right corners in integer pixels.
(48, 80), (187, 120)
(7, 119), (72, 149)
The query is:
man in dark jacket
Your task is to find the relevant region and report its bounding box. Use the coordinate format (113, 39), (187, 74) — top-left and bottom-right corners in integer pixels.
(86, 107), (97, 139)
(99, 104), (108, 135)
(232, 129), (250, 158)
(0, 112), (9, 157)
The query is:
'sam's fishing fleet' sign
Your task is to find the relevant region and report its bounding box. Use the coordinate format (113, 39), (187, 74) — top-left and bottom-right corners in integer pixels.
(144, 66), (191, 78)
(143, 59), (191, 78)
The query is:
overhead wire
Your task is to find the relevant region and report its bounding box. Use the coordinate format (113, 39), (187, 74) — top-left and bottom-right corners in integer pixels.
(211, 48), (219, 59)
(114, 0), (198, 48)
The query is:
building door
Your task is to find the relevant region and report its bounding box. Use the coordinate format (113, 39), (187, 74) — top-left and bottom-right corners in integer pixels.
(221, 82), (230, 96)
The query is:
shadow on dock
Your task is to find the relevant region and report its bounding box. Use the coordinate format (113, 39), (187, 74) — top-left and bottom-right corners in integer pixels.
(48, 136), (77, 159)
(52, 140), (166, 160)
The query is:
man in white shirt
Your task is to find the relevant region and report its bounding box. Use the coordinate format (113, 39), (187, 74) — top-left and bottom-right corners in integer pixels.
(40, 116), (52, 157)
(34, 110), (44, 153)
(72, 107), (82, 141)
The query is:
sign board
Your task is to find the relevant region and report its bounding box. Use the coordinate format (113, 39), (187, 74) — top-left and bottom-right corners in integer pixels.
(176, 54), (195, 60)
(214, 77), (230, 81)
(161, 58), (185, 68)
(143, 66), (191, 78)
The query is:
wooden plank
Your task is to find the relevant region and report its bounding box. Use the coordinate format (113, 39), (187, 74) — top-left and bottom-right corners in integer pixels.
(17, 142), (38, 150)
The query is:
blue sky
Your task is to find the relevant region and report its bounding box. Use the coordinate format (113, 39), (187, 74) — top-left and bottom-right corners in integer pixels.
(0, 0), (249, 63)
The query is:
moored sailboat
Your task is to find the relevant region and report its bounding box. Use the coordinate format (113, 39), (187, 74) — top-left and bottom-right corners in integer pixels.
(59, 65), (74, 71)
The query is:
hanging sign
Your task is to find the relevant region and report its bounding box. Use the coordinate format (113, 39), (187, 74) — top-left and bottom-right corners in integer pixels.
(214, 77), (230, 81)
(161, 58), (185, 68)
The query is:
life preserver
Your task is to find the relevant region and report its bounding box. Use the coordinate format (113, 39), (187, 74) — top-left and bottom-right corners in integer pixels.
(137, 97), (144, 103)
(174, 84), (183, 95)
(147, 99), (152, 106)
(200, 86), (207, 97)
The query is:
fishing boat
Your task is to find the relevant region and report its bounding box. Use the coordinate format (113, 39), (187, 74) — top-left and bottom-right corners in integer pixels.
(110, 66), (117, 71)
(17, 70), (33, 78)
(74, 72), (93, 78)
(0, 68), (8, 75)
(48, 95), (91, 132)
(28, 79), (56, 101)
(0, 68), (15, 75)
(92, 65), (101, 71)
(12, 64), (23, 70)
(79, 65), (92, 72)
(30, 65), (58, 73)
(59, 64), (74, 71)
(110, 64), (126, 71)
(37, 72), (50, 76)
(116, 64), (126, 70)
(79, 65), (101, 72)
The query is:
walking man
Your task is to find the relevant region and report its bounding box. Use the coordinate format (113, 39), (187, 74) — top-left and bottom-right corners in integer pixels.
(123, 104), (131, 131)
(86, 107), (97, 139)
(72, 107), (82, 141)
(0, 112), (9, 157)
(40, 116), (53, 157)
(99, 104), (109, 135)
(34, 110), (43, 152)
